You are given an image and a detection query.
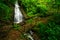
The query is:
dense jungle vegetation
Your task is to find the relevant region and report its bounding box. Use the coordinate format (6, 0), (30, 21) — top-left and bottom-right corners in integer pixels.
(0, 0), (60, 40)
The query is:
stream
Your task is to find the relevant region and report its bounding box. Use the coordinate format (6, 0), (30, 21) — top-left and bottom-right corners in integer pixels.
(24, 31), (34, 40)
(14, 1), (34, 40)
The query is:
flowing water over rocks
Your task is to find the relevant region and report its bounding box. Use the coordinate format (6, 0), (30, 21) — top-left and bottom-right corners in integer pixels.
(14, 1), (23, 23)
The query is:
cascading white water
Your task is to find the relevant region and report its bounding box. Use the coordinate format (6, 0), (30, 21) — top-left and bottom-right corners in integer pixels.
(14, 1), (23, 23)
(24, 31), (34, 40)
(24, 33), (34, 40)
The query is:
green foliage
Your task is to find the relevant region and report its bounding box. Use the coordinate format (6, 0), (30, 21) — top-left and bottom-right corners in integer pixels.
(21, 0), (38, 17)
(21, 0), (59, 18)
(21, 0), (48, 17)
(0, 0), (13, 22)
(0, 0), (59, 22)
(26, 19), (33, 23)
(33, 21), (60, 40)
(13, 24), (21, 30)
(0, 0), (60, 40)
(0, 3), (11, 21)
(8, 0), (17, 5)
(55, 0), (60, 4)
(32, 13), (60, 40)
(49, 13), (60, 25)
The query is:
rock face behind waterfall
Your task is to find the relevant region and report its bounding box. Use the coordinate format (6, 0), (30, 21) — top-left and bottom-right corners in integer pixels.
(14, 1), (23, 23)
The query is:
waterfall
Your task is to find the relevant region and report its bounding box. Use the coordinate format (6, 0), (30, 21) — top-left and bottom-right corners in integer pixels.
(14, 1), (23, 23)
